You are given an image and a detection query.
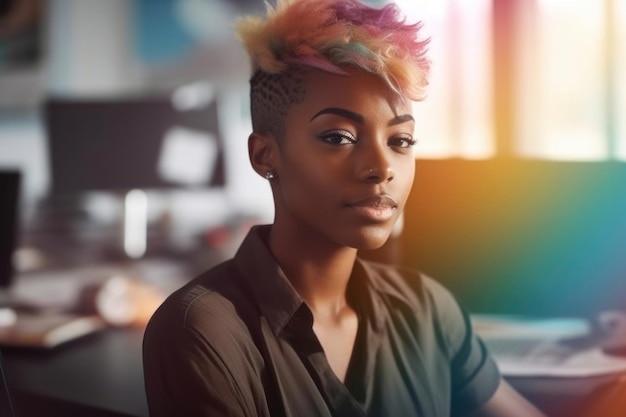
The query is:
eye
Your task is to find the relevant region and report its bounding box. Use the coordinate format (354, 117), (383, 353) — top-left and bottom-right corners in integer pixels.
(389, 135), (417, 149)
(317, 130), (357, 145)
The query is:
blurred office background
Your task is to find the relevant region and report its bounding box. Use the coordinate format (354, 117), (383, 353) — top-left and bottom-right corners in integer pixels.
(0, 0), (625, 318)
(1, 0), (272, 280)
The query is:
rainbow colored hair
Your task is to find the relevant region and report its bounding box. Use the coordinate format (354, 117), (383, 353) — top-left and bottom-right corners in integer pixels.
(235, 0), (431, 100)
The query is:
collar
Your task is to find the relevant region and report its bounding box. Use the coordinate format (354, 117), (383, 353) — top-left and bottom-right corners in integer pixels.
(234, 225), (416, 337)
(234, 225), (305, 336)
(352, 258), (421, 333)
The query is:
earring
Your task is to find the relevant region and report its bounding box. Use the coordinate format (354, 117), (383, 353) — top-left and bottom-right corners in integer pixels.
(265, 170), (276, 180)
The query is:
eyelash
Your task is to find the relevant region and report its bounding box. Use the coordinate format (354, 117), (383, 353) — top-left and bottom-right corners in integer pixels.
(318, 130), (417, 149)
(318, 130), (356, 145)
(390, 136), (418, 149)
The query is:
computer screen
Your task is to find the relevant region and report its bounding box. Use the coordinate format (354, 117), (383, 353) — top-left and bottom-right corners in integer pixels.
(0, 171), (20, 289)
(44, 97), (225, 194)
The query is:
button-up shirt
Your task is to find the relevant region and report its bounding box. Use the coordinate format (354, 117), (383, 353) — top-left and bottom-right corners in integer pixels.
(143, 225), (500, 416)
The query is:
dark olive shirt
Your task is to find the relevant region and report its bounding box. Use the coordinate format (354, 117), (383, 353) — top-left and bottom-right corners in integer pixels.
(143, 225), (500, 417)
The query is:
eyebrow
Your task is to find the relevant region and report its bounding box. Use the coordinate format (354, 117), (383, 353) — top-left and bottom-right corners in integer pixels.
(309, 107), (414, 127)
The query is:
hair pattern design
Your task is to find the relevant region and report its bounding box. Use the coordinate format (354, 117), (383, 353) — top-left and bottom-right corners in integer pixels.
(235, 0), (431, 101)
(249, 69), (306, 138)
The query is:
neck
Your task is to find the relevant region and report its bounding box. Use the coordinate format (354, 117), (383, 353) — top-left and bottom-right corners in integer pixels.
(268, 222), (357, 316)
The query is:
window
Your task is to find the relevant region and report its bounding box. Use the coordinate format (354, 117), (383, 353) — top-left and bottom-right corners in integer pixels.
(616, 0), (626, 160)
(396, 0), (494, 158)
(395, 0), (624, 161)
(518, 0), (608, 160)
(396, 0), (494, 159)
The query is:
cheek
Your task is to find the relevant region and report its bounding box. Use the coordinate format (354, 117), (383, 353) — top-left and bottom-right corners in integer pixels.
(279, 151), (342, 204)
(279, 138), (348, 188)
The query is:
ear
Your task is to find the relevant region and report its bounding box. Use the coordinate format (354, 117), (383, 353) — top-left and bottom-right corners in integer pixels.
(248, 132), (279, 179)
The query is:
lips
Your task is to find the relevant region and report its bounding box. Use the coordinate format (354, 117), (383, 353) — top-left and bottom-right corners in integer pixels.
(347, 195), (398, 221)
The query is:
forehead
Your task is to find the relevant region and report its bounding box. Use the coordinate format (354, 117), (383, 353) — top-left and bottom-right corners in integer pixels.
(293, 69), (412, 119)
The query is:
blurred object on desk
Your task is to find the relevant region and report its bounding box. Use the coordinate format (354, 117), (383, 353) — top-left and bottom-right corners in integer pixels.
(472, 314), (626, 377)
(0, 259), (183, 349)
(597, 310), (626, 358)
(0, 257), (187, 350)
(10, 258), (189, 313)
(0, 312), (105, 349)
(0, 308), (17, 327)
(79, 275), (166, 328)
(472, 314), (591, 339)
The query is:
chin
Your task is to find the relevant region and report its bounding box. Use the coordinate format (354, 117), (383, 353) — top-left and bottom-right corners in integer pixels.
(348, 225), (393, 251)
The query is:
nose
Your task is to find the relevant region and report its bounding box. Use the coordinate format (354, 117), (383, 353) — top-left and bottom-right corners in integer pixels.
(356, 141), (394, 183)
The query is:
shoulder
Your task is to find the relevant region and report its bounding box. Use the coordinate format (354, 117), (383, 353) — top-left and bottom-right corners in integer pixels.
(360, 260), (471, 354)
(361, 259), (460, 316)
(144, 259), (260, 361)
(143, 261), (268, 415)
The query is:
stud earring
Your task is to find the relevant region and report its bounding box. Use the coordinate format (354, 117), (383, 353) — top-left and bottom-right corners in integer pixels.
(265, 170), (276, 180)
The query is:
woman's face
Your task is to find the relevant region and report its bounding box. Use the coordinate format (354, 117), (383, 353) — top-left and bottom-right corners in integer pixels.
(272, 69), (416, 250)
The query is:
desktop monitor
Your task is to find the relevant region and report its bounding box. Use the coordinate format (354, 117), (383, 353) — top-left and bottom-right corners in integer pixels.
(0, 171), (20, 289)
(44, 97), (225, 194)
(42, 96), (227, 260)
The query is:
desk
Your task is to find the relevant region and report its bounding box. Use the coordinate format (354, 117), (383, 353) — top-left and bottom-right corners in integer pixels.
(3, 327), (148, 417)
(2, 327), (624, 417)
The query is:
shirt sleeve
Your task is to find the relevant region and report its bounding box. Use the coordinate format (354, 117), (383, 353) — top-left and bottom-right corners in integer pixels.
(422, 276), (502, 414)
(143, 291), (265, 417)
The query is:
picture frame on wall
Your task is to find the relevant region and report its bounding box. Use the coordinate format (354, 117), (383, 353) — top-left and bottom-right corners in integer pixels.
(0, 0), (44, 115)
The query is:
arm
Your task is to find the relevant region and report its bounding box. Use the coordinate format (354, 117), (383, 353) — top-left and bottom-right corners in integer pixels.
(419, 276), (546, 416)
(144, 325), (251, 417)
(464, 379), (547, 417)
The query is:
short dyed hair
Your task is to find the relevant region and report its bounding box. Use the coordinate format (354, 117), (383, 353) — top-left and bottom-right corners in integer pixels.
(235, 0), (430, 139)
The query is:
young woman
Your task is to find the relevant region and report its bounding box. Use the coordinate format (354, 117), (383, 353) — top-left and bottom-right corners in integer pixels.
(143, 1), (546, 416)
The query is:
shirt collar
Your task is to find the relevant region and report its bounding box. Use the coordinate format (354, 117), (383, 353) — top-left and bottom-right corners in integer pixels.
(234, 225), (305, 336)
(352, 258), (420, 332)
(234, 225), (415, 337)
